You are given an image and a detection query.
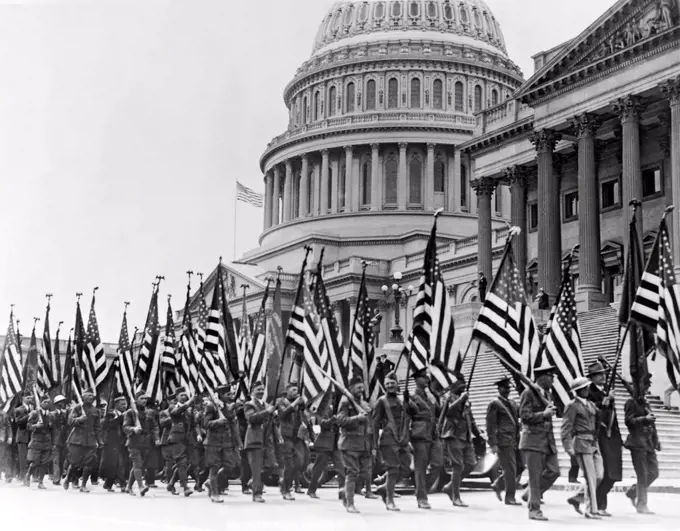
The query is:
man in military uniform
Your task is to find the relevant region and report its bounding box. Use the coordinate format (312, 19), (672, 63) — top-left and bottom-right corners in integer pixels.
(188, 397), (207, 492)
(0, 409), (11, 481)
(64, 388), (102, 493)
(562, 377), (603, 519)
(236, 394), (252, 494)
(244, 380), (276, 503)
(26, 393), (53, 488)
(336, 375), (373, 514)
(14, 392), (34, 482)
(486, 377), (522, 506)
(165, 387), (200, 497)
(441, 375), (479, 508)
(277, 381), (305, 500)
(143, 399), (162, 489)
(307, 396), (344, 499)
(587, 361), (622, 515)
(159, 391), (174, 485)
(624, 373), (659, 514)
(100, 395), (128, 492)
(123, 390), (159, 497)
(50, 395), (68, 485)
(519, 366), (559, 521)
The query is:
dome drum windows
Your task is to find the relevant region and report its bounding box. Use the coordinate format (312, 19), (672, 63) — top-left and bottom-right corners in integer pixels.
(373, 1), (387, 25)
(491, 88), (498, 106)
(433, 79), (443, 110)
(384, 152), (398, 206)
(387, 77), (399, 109)
(408, 1), (421, 23)
(366, 79), (377, 110)
(454, 81), (464, 112)
(361, 158), (372, 207)
(408, 151), (423, 207)
(459, 4), (469, 25)
(410, 77), (421, 109)
(474, 84), (483, 113)
(346, 82), (356, 113)
(328, 86), (337, 117)
(357, 2), (370, 28)
(390, 1), (403, 25)
(443, 1), (455, 26)
(426, 0), (438, 21)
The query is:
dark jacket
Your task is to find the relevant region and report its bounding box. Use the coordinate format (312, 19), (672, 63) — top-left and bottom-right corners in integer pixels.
(336, 396), (372, 452)
(123, 406), (159, 449)
(486, 396), (519, 449)
(518, 387), (557, 454)
(312, 414), (337, 452)
(66, 403), (102, 448)
(624, 397), (659, 452)
(561, 398), (599, 455)
(168, 400), (197, 445)
(588, 384), (622, 480)
(203, 401), (238, 448)
(50, 408), (68, 446)
(159, 408), (172, 446)
(407, 387), (438, 442)
(372, 394), (409, 447)
(276, 397), (302, 440)
(102, 410), (126, 448)
(28, 410), (52, 450)
(441, 394), (479, 447)
(14, 404), (31, 444)
(243, 398), (272, 449)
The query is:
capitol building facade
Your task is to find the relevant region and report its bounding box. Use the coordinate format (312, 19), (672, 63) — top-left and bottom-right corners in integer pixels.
(216, 0), (679, 362)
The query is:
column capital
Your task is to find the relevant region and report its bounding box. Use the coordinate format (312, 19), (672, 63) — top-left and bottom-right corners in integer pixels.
(347, 296), (358, 307)
(530, 129), (561, 153)
(427, 143), (436, 151)
(370, 143), (380, 151)
(330, 300), (342, 312)
(660, 76), (680, 105)
(612, 95), (642, 123)
(471, 177), (497, 197)
(285, 159), (293, 170)
(504, 166), (527, 188)
(321, 148), (330, 157)
(398, 142), (408, 150)
(300, 152), (308, 162)
(344, 145), (354, 153)
(572, 113), (600, 139)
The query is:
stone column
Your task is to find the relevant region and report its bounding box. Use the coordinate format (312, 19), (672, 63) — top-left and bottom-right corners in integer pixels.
(531, 129), (562, 302)
(332, 300), (344, 342)
(320, 149), (330, 214)
(371, 143), (380, 211)
(506, 166), (527, 276)
(472, 177), (496, 282)
(331, 157), (339, 214)
(347, 296), (358, 347)
(573, 113), (606, 310)
(425, 143), (435, 211)
(613, 95), (643, 251)
(312, 159), (320, 216)
(344, 145), (353, 213)
(398, 142), (408, 209)
(661, 77), (680, 273)
(272, 165), (281, 226)
(283, 160), (293, 222)
(300, 153), (309, 217)
(263, 171), (273, 230)
(450, 149), (460, 212)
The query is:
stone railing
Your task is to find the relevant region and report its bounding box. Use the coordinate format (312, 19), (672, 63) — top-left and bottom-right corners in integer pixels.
(473, 99), (534, 136)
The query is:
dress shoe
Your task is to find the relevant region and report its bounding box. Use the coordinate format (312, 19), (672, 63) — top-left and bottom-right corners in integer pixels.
(625, 488), (636, 507)
(295, 486), (304, 494)
(211, 495), (224, 504)
(443, 484), (453, 501)
(166, 484), (177, 495)
(345, 504), (360, 514)
(53, 479), (61, 486)
(252, 495), (265, 503)
(521, 491), (528, 503)
(584, 512), (602, 519)
(418, 500), (432, 510)
(183, 487), (194, 497)
(598, 510), (612, 517)
(282, 492), (295, 501)
(307, 491), (320, 499)
(37, 482), (46, 490)
(365, 491), (379, 499)
(338, 490), (345, 501)
(505, 500), (522, 506)
(386, 502), (400, 511)
(567, 497), (582, 514)
(452, 498), (468, 507)
(140, 486), (150, 497)
(636, 506), (655, 515)
(529, 511), (548, 521)
(242, 487), (252, 495)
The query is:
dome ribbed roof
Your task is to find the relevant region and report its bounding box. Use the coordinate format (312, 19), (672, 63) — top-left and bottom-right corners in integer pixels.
(312, 0), (507, 58)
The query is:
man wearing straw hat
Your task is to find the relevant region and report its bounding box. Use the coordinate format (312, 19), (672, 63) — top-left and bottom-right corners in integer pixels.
(562, 377), (604, 519)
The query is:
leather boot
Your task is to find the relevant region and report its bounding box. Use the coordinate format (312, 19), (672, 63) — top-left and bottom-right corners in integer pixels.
(344, 480), (360, 513)
(80, 467), (91, 493)
(385, 473), (400, 512)
(134, 468), (149, 496)
(23, 464), (33, 487)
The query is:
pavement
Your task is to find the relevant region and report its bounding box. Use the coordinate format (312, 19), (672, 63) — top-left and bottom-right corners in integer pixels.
(0, 481), (677, 531)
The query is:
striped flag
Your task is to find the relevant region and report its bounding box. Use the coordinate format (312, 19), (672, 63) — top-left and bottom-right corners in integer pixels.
(52, 324), (62, 392)
(472, 233), (540, 391)
(248, 283), (269, 389)
(284, 254), (313, 396)
(177, 282), (200, 395)
(37, 302), (57, 391)
(402, 328), (429, 374)
(350, 269), (380, 402)
(236, 181), (264, 208)
(0, 311), (23, 411)
(301, 275), (331, 412)
(238, 294), (252, 378)
(161, 299), (178, 393)
(113, 308), (135, 402)
(217, 264), (240, 380)
(136, 286), (163, 403)
(265, 274), (285, 402)
(85, 294), (109, 394)
(195, 281), (211, 392)
(538, 265), (585, 411)
(203, 273), (231, 390)
(62, 330), (81, 404)
(74, 301), (95, 392)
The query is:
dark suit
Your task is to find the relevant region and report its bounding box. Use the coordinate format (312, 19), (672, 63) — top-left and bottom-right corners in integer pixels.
(624, 397), (659, 508)
(244, 398), (273, 496)
(408, 387), (443, 502)
(486, 395), (522, 501)
(519, 387), (559, 513)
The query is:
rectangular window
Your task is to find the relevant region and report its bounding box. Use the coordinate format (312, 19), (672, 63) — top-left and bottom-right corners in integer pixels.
(564, 190), (578, 222)
(528, 201), (538, 232)
(494, 186), (502, 215)
(460, 164), (468, 209)
(600, 178), (621, 211)
(642, 166), (663, 199)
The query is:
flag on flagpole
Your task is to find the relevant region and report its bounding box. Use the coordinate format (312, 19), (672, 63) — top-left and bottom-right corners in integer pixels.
(248, 283), (269, 390)
(265, 274), (284, 402)
(85, 293), (109, 394)
(62, 330), (81, 404)
(238, 292), (252, 379)
(217, 264), (240, 380)
(161, 298), (178, 394)
(177, 282), (200, 395)
(0, 310), (23, 411)
(349, 269), (380, 402)
(204, 273), (231, 390)
(236, 181), (264, 208)
(74, 301), (95, 393)
(136, 286), (163, 403)
(113, 308), (135, 402)
(301, 274), (331, 412)
(38, 302), (57, 392)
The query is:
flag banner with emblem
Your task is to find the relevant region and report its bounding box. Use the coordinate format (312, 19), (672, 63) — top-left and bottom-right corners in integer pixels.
(177, 282), (200, 395)
(0, 311), (23, 411)
(161, 299), (178, 394)
(301, 274), (331, 412)
(204, 271), (231, 390)
(113, 308), (135, 403)
(85, 293), (109, 394)
(538, 264), (585, 412)
(236, 181), (264, 208)
(217, 264), (240, 380)
(350, 269), (380, 402)
(265, 274), (285, 402)
(136, 286), (163, 403)
(472, 233), (540, 391)
(248, 283), (269, 392)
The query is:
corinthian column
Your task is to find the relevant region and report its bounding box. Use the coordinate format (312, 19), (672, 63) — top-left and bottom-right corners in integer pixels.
(283, 160), (293, 222)
(263, 172), (273, 230)
(472, 177), (496, 282)
(344, 145), (353, 213)
(425, 143), (435, 211)
(612, 95), (643, 251)
(398, 142), (408, 210)
(272, 165), (281, 226)
(505, 166), (527, 276)
(531, 129), (562, 302)
(320, 149), (330, 214)
(300, 153), (309, 217)
(661, 77), (680, 273)
(371, 143), (380, 211)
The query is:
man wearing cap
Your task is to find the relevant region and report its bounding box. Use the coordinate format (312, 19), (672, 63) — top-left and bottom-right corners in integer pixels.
(519, 366), (559, 521)
(203, 385), (239, 503)
(486, 377), (522, 506)
(123, 390), (158, 496)
(0, 409), (12, 482)
(26, 394), (53, 488)
(336, 375), (373, 514)
(50, 395), (68, 485)
(407, 368), (442, 510)
(100, 395), (128, 493)
(306, 396), (344, 499)
(624, 374), (659, 514)
(158, 391), (174, 488)
(166, 387), (200, 497)
(587, 360), (622, 515)
(244, 380), (276, 503)
(14, 392), (34, 482)
(65, 388), (102, 493)
(562, 377), (603, 519)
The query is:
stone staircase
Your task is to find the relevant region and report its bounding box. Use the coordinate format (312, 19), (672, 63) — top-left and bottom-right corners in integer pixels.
(404, 305), (680, 479)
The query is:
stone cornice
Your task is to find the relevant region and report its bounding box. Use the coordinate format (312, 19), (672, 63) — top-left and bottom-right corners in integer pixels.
(459, 117), (533, 154)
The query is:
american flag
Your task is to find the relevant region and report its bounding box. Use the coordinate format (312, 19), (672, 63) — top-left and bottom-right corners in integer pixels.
(161, 298), (178, 393)
(85, 294), (109, 394)
(301, 275), (331, 412)
(238, 294), (252, 378)
(538, 265), (585, 411)
(248, 282), (269, 390)
(25, 324), (40, 392)
(631, 218), (680, 388)
(284, 253), (313, 392)
(217, 265), (241, 380)
(265, 274), (284, 402)
(177, 283), (200, 395)
(0, 311), (23, 411)
(350, 269), (380, 402)
(236, 181), (264, 208)
(472, 235), (540, 390)
(74, 301), (95, 392)
(203, 275), (231, 390)
(136, 286), (163, 403)
(62, 330), (81, 404)
(37, 302), (57, 392)
(195, 282), (211, 392)
(113, 308), (135, 402)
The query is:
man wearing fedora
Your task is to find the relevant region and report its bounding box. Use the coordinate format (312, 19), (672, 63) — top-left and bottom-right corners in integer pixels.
(486, 377), (522, 506)
(586, 360), (622, 515)
(562, 377), (604, 519)
(519, 366), (559, 521)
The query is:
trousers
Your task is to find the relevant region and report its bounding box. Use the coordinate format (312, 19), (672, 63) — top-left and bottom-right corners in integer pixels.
(570, 449), (604, 513)
(308, 449), (344, 493)
(627, 450), (659, 508)
(247, 448), (264, 496)
(411, 440), (443, 502)
(522, 450), (560, 513)
(493, 446), (523, 502)
(444, 441), (476, 499)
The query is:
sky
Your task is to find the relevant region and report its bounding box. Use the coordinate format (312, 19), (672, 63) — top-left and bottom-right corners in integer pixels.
(0, 0), (617, 342)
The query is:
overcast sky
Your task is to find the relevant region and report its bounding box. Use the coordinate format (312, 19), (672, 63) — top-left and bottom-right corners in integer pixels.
(0, 0), (616, 342)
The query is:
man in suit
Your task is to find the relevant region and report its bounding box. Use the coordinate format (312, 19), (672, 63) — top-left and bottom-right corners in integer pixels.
(336, 375), (373, 514)
(277, 381), (305, 500)
(519, 366), (560, 521)
(562, 377), (603, 519)
(408, 368), (443, 510)
(26, 394), (53, 488)
(244, 380), (276, 503)
(65, 388), (102, 493)
(306, 396), (344, 499)
(587, 361), (622, 515)
(486, 377), (522, 506)
(624, 373), (659, 514)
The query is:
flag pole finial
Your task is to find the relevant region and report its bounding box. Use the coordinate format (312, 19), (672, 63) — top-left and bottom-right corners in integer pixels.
(167, 294), (172, 303)
(92, 286), (99, 296)
(124, 301), (130, 311)
(58, 321), (64, 329)
(197, 272), (204, 283)
(33, 317), (40, 328)
(186, 270), (194, 288)
(434, 207), (444, 219)
(276, 265), (283, 281)
(46, 293), (53, 306)
(663, 205), (675, 220)
(76, 292), (83, 302)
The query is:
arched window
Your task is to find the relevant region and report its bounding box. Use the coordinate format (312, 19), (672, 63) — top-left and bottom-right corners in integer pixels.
(384, 153), (398, 204)
(474, 85), (482, 112)
(434, 158), (446, 193)
(494, 186), (502, 214)
(339, 160), (346, 209)
(460, 163), (468, 208)
(366, 80), (377, 110)
(409, 155), (423, 204)
(410, 78), (421, 108)
(454, 81), (464, 112)
(361, 160), (371, 206)
(388, 78), (399, 109)
(303, 96), (308, 124)
(346, 82), (355, 113)
(328, 86), (337, 117)
(433, 79), (443, 110)
(491, 89), (498, 106)
(313, 92), (320, 121)
(391, 1), (402, 17)
(409, 1), (420, 17)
